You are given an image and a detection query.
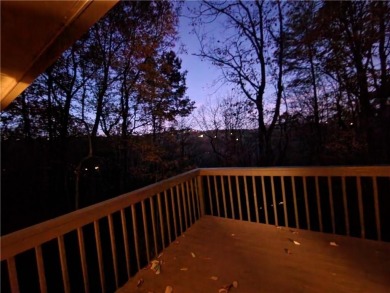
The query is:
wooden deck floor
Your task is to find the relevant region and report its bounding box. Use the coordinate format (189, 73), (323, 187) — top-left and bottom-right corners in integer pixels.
(117, 216), (390, 293)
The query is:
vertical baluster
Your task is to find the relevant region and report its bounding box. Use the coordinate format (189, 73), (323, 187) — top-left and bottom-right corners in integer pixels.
(7, 257), (19, 293)
(261, 176), (269, 224)
(131, 205), (141, 271)
(292, 177), (299, 229)
(207, 176), (214, 216)
(150, 197), (158, 257)
(141, 201), (150, 262)
(77, 227), (89, 293)
(58, 235), (71, 293)
(356, 177), (365, 239)
(303, 177), (311, 230)
(35, 245), (47, 293)
(221, 176), (227, 218)
(228, 176), (235, 219)
(190, 179), (197, 221)
(176, 185), (183, 234)
(271, 176), (278, 226)
(327, 177), (335, 234)
(181, 184), (188, 230)
(185, 181), (193, 224)
(252, 176), (259, 223)
(120, 209), (131, 279)
(342, 176), (350, 236)
(196, 176), (204, 217)
(170, 187), (178, 239)
(281, 176), (288, 227)
(373, 177), (381, 241)
(164, 190), (172, 244)
(315, 177), (323, 232)
(244, 176), (251, 221)
(107, 214), (119, 289)
(213, 176), (221, 217)
(235, 176), (243, 220)
(94, 221), (106, 292)
(158, 193), (166, 249)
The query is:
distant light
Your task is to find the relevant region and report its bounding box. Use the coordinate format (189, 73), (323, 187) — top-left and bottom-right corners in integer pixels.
(94, 166), (99, 170)
(214, 136), (217, 138)
(230, 132), (233, 135)
(236, 138), (239, 141)
(199, 134), (204, 138)
(278, 201), (284, 205)
(84, 168), (88, 171)
(350, 122), (354, 126)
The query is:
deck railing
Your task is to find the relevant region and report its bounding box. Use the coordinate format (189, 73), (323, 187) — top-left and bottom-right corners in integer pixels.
(198, 167), (390, 241)
(1, 169), (202, 293)
(1, 166), (389, 293)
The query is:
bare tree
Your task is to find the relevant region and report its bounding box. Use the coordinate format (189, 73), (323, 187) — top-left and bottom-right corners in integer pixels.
(189, 0), (285, 165)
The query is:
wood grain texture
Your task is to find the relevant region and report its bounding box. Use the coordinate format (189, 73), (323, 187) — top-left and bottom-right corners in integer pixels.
(118, 216), (390, 293)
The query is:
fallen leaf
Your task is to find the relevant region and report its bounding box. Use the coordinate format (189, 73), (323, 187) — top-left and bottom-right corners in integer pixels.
(288, 238), (301, 245)
(158, 253), (164, 258)
(284, 248), (291, 254)
(219, 284), (233, 292)
(136, 278), (144, 288)
(191, 252), (196, 258)
(165, 285), (173, 293)
(210, 276), (218, 281)
(330, 241), (338, 246)
(232, 281), (239, 288)
(276, 226), (282, 229)
(150, 260), (161, 274)
(231, 234), (235, 237)
(289, 229), (298, 234)
(180, 267), (188, 271)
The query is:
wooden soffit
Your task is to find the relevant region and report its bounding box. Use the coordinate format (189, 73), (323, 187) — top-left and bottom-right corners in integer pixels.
(0, 0), (118, 110)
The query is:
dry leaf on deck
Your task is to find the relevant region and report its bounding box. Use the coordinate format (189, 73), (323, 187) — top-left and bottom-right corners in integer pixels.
(330, 241), (339, 246)
(288, 238), (301, 245)
(136, 278), (144, 288)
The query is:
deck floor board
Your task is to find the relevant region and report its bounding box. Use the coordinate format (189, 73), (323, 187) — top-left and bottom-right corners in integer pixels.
(117, 216), (390, 293)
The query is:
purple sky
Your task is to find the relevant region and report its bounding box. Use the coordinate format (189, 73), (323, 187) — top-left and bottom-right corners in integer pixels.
(176, 5), (230, 108)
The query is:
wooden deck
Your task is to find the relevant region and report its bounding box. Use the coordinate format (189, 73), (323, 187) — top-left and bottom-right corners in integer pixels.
(117, 216), (390, 293)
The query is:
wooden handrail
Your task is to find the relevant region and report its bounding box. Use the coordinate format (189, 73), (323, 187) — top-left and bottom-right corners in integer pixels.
(1, 169), (200, 261)
(1, 166), (388, 293)
(198, 166), (390, 242)
(198, 166), (390, 177)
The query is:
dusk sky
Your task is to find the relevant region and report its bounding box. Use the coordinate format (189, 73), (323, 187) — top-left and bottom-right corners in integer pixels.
(176, 3), (231, 108)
